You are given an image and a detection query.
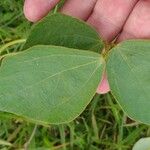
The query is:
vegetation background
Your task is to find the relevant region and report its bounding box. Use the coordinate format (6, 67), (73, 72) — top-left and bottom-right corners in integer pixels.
(0, 0), (150, 149)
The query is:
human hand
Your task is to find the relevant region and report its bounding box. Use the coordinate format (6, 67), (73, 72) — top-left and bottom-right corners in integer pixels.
(24, 0), (150, 94)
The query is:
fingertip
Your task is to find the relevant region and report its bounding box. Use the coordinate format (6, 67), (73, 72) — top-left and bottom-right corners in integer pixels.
(24, 0), (60, 22)
(96, 73), (110, 94)
(24, 0), (39, 22)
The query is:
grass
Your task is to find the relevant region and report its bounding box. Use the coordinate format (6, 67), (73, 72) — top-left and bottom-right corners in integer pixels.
(0, 0), (150, 149)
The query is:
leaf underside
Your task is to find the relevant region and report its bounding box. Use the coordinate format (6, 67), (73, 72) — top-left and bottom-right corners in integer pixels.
(23, 13), (104, 53)
(132, 137), (150, 150)
(0, 46), (104, 124)
(107, 40), (150, 124)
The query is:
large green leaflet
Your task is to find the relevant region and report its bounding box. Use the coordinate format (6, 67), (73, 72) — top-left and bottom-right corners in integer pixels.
(107, 40), (150, 124)
(23, 13), (104, 53)
(0, 46), (104, 124)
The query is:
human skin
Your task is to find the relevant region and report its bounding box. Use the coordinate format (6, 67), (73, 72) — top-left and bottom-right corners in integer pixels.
(23, 0), (150, 94)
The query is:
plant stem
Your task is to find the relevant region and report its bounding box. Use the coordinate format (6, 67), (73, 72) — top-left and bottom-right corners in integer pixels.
(24, 124), (37, 150)
(59, 124), (66, 150)
(0, 39), (26, 54)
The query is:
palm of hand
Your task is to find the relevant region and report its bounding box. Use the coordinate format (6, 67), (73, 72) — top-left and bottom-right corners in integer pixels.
(24, 0), (150, 94)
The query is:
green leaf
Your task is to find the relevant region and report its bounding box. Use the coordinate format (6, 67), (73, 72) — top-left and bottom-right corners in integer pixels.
(107, 40), (150, 124)
(23, 13), (103, 53)
(132, 137), (150, 150)
(0, 45), (104, 124)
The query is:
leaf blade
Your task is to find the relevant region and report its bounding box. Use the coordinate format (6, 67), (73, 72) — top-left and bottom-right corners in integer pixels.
(23, 13), (103, 53)
(0, 45), (104, 124)
(107, 40), (150, 124)
(132, 137), (150, 150)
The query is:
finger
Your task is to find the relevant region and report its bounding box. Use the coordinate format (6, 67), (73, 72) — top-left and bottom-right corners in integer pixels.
(118, 0), (150, 41)
(87, 0), (139, 42)
(97, 73), (110, 94)
(61, 0), (97, 20)
(24, 0), (60, 22)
